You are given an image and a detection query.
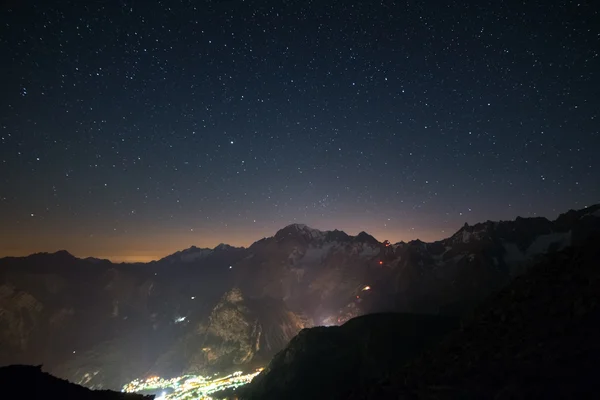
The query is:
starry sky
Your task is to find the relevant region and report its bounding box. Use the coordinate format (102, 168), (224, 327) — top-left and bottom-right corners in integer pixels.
(1, 0), (598, 262)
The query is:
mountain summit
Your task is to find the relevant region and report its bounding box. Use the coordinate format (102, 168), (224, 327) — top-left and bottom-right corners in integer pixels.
(274, 223), (327, 242)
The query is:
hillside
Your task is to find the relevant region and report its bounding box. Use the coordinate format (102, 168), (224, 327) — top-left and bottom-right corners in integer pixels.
(0, 364), (153, 400)
(239, 313), (458, 400)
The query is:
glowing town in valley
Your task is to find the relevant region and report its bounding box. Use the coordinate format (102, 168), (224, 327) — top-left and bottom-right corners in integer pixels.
(122, 368), (264, 400)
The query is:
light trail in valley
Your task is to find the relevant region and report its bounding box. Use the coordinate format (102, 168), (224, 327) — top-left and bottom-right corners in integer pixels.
(122, 368), (264, 400)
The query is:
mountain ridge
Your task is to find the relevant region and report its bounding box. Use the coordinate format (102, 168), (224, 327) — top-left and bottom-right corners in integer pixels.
(3, 204), (598, 263)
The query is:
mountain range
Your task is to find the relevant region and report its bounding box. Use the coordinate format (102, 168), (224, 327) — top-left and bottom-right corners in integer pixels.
(239, 228), (600, 400)
(1, 204), (599, 390)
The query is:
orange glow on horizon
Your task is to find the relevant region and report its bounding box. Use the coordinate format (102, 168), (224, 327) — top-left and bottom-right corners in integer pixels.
(103, 255), (160, 263)
(0, 219), (453, 262)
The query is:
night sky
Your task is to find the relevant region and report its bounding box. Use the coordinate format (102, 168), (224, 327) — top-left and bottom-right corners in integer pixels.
(1, 1), (598, 262)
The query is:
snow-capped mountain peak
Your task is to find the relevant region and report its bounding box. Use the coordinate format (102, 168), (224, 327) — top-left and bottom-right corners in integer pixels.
(275, 223), (327, 241)
(214, 243), (237, 251)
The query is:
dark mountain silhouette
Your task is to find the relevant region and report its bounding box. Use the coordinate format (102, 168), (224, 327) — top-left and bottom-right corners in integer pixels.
(238, 313), (458, 400)
(0, 364), (152, 399)
(359, 232), (600, 399)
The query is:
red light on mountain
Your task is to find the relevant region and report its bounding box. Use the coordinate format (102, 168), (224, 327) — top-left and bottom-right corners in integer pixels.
(379, 260), (383, 265)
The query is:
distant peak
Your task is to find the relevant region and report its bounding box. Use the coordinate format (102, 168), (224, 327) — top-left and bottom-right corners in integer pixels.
(354, 231), (379, 245)
(49, 250), (76, 259)
(214, 243), (237, 251)
(26, 250), (77, 262)
(84, 256), (109, 263)
(325, 229), (351, 242)
(159, 245), (214, 263)
(285, 223), (310, 230)
(278, 223), (311, 232)
(275, 223), (326, 241)
(183, 245), (210, 252)
(555, 203), (600, 224)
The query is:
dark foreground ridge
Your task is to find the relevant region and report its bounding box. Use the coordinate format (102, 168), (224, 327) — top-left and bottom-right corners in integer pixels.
(238, 313), (459, 400)
(364, 233), (600, 399)
(0, 364), (153, 400)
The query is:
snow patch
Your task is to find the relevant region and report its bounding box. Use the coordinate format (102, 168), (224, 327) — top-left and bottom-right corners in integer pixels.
(431, 246), (454, 266)
(526, 231), (571, 257)
(455, 227), (487, 244)
(358, 244), (379, 258)
(288, 247), (303, 264)
(503, 231), (571, 267)
(462, 230), (472, 243)
(287, 223), (327, 240)
(180, 248), (213, 262)
(297, 243), (337, 266)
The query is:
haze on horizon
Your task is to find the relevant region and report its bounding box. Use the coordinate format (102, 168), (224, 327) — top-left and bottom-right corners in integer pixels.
(3, 204), (597, 263)
(1, 218), (443, 262)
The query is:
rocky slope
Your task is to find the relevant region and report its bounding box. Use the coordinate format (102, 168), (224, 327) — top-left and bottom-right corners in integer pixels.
(0, 364), (153, 399)
(149, 288), (309, 378)
(0, 204), (598, 390)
